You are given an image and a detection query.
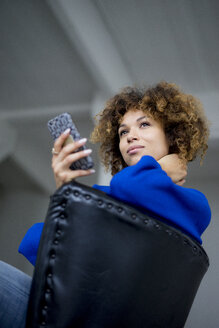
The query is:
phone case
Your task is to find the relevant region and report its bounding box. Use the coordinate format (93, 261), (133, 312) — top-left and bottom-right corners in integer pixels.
(47, 113), (94, 170)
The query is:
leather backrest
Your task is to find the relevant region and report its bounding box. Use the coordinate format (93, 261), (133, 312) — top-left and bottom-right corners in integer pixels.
(26, 181), (209, 328)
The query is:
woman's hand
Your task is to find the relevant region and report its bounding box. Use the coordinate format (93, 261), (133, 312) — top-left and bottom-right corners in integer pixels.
(51, 129), (95, 189)
(158, 154), (187, 186)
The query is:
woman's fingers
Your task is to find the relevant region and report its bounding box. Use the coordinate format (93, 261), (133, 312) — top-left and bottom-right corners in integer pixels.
(55, 148), (92, 172)
(176, 179), (186, 186)
(51, 131), (94, 188)
(53, 128), (71, 154)
(52, 136), (88, 168)
(57, 138), (88, 162)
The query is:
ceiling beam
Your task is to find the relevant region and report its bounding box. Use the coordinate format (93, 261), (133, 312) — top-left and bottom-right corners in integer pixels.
(0, 103), (90, 122)
(47, 0), (133, 96)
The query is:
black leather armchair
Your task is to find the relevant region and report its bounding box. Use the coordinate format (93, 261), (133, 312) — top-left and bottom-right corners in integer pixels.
(26, 181), (209, 328)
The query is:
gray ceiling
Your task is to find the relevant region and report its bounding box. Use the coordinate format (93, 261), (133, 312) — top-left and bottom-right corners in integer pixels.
(96, 0), (219, 93)
(0, 0), (218, 193)
(0, 0), (96, 110)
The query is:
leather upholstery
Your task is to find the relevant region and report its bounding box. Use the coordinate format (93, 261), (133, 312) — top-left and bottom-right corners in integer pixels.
(26, 181), (209, 328)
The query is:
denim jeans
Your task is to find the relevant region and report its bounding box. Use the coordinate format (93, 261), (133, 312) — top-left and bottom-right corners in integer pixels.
(0, 260), (31, 328)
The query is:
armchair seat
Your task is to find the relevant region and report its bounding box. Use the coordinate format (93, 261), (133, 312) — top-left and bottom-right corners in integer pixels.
(26, 181), (209, 328)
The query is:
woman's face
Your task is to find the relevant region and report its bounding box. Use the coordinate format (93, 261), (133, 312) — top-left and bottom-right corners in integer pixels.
(118, 110), (169, 166)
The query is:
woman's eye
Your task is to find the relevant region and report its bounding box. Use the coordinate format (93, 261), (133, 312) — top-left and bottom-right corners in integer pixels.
(140, 122), (150, 127)
(119, 130), (127, 136)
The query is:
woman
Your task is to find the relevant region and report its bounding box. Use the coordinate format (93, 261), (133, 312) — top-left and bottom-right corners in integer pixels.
(19, 81), (211, 265)
(0, 81), (211, 327)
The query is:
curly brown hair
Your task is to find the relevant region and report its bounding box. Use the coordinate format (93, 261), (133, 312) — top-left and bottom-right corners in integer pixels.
(90, 81), (209, 175)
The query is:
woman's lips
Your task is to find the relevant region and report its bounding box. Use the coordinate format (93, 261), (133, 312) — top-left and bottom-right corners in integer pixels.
(127, 146), (144, 154)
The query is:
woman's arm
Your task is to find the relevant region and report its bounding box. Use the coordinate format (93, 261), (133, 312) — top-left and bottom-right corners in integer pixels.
(108, 155), (211, 243)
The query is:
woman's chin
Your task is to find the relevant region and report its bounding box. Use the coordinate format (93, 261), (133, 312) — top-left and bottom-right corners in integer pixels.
(128, 154), (143, 166)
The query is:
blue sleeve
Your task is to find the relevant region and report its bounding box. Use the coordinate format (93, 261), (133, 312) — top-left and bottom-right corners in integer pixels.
(108, 156), (211, 244)
(18, 223), (44, 266)
(92, 184), (110, 194)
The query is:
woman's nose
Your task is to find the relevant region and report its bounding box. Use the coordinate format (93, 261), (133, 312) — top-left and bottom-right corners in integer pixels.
(127, 131), (139, 142)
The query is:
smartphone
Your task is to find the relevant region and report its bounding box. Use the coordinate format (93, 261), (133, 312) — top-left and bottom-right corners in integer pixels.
(47, 113), (94, 170)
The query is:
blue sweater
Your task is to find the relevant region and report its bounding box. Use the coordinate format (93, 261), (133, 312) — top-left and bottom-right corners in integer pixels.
(19, 156), (211, 265)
